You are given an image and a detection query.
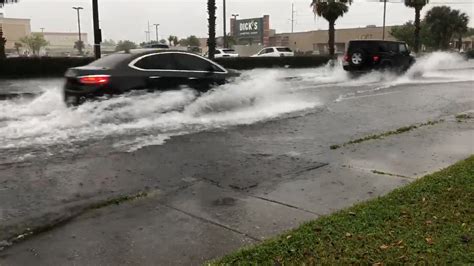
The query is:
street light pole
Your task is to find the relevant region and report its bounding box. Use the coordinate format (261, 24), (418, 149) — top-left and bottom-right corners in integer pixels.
(223, 0), (227, 48)
(231, 14), (239, 37)
(92, 0), (101, 59)
(382, 0), (387, 40)
(72, 7), (83, 54)
(154, 24), (160, 43)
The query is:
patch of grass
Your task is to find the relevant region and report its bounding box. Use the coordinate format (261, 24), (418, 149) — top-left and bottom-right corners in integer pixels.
(371, 170), (409, 179)
(456, 114), (472, 121)
(213, 156), (474, 265)
(330, 145), (341, 150)
(331, 120), (443, 150)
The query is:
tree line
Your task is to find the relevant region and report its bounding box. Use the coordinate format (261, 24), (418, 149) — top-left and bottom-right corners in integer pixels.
(391, 6), (471, 51)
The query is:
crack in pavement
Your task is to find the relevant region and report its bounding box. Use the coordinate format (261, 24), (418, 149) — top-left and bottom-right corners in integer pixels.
(0, 181), (205, 252)
(160, 203), (262, 242)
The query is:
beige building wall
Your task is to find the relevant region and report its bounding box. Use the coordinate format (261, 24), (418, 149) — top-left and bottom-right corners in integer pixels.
(0, 17), (31, 50)
(271, 26), (396, 54)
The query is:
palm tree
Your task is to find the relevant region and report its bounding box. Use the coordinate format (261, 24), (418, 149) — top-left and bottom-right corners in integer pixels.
(168, 35), (175, 46)
(453, 11), (469, 51)
(311, 0), (351, 57)
(404, 0), (429, 53)
(0, 0), (18, 6)
(207, 0), (216, 59)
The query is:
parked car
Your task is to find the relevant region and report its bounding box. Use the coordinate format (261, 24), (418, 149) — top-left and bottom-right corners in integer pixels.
(64, 49), (237, 105)
(215, 48), (239, 58)
(343, 40), (415, 73)
(142, 43), (170, 49)
(252, 47), (294, 57)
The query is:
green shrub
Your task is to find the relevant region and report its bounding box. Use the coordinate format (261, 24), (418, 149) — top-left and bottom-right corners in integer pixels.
(215, 56), (332, 70)
(0, 55), (333, 78)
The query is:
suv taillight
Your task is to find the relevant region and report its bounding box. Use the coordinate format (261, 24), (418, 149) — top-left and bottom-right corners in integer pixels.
(373, 55), (380, 62)
(343, 54), (349, 62)
(78, 75), (110, 85)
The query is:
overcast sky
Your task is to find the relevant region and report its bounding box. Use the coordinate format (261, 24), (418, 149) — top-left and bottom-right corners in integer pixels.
(1, 0), (473, 43)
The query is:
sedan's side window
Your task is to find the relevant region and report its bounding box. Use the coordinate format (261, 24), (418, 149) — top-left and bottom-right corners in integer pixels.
(265, 48), (274, 54)
(174, 53), (225, 73)
(134, 54), (177, 70)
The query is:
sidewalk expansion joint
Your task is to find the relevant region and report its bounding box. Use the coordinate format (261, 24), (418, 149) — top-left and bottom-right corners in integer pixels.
(248, 195), (322, 217)
(160, 203), (261, 242)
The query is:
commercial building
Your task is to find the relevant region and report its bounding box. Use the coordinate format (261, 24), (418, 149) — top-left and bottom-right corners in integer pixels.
(269, 25), (396, 55)
(226, 15), (397, 56)
(0, 16), (31, 51)
(0, 13), (90, 56)
(38, 32), (91, 56)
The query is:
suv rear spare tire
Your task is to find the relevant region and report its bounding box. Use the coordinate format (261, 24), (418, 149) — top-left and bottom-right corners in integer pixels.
(349, 49), (367, 66)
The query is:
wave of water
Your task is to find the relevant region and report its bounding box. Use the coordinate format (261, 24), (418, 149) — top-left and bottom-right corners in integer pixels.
(0, 70), (318, 157)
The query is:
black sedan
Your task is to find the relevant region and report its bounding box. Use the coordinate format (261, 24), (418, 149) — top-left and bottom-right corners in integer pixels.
(64, 49), (236, 105)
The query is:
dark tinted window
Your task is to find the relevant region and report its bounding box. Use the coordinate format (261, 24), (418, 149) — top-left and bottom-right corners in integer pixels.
(215, 50), (222, 54)
(349, 41), (400, 53)
(399, 43), (408, 53)
(277, 47), (292, 52)
(134, 53), (177, 70)
(265, 48), (275, 53)
(223, 49), (236, 54)
(174, 53), (224, 72)
(89, 53), (132, 68)
(387, 42), (399, 52)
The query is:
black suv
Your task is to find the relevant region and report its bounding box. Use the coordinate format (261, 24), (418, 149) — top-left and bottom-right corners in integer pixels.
(343, 40), (415, 73)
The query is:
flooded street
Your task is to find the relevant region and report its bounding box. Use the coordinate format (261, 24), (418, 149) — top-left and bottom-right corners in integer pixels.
(1, 53), (473, 165)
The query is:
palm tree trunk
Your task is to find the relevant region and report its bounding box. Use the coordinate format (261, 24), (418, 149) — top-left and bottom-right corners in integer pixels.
(0, 25), (6, 60)
(414, 7), (421, 53)
(328, 20), (336, 56)
(207, 0), (216, 60)
(457, 35), (462, 51)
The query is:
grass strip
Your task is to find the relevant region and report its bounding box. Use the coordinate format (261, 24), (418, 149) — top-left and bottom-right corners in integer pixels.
(330, 120), (443, 150)
(213, 156), (474, 265)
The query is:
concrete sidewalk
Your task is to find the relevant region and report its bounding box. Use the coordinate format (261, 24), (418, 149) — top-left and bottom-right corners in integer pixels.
(1, 118), (472, 265)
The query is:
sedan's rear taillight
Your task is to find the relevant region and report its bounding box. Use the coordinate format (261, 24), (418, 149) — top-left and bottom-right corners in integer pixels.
(78, 75), (110, 85)
(343, 54), (349, 62)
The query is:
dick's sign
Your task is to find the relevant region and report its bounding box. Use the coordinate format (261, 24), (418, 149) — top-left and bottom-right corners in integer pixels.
(236, 18), (264, 38)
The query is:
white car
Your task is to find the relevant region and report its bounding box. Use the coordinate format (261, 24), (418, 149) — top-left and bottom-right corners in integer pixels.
(215, 48), (239, 58)
(252, 47), (294, 57)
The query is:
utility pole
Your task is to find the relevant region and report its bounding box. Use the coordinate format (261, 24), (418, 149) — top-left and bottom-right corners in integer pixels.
(291, 3), (296, 33)
(92, 0), (102, 59)
(223, 0), (227, 48)
(40, 27), (45, 33)
(72, 7), (83, 54)
(154, 24), (160, 42)
(382, 0), (387, 40)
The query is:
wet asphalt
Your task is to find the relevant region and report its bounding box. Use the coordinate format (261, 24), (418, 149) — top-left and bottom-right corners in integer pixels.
(0, 68), (473, 264)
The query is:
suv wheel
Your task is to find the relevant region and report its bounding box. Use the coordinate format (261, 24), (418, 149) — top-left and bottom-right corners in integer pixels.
(350, 49), (366, 66)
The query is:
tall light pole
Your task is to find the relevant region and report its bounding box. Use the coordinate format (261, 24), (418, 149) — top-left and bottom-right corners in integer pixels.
(40, 27), (45, 33)
(223, 0), (227, 48)
(92, 0), (102, 59)
(382, 0), (387, 40)
(72, 6), (83, 55)
(154, 24), (160, 43)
